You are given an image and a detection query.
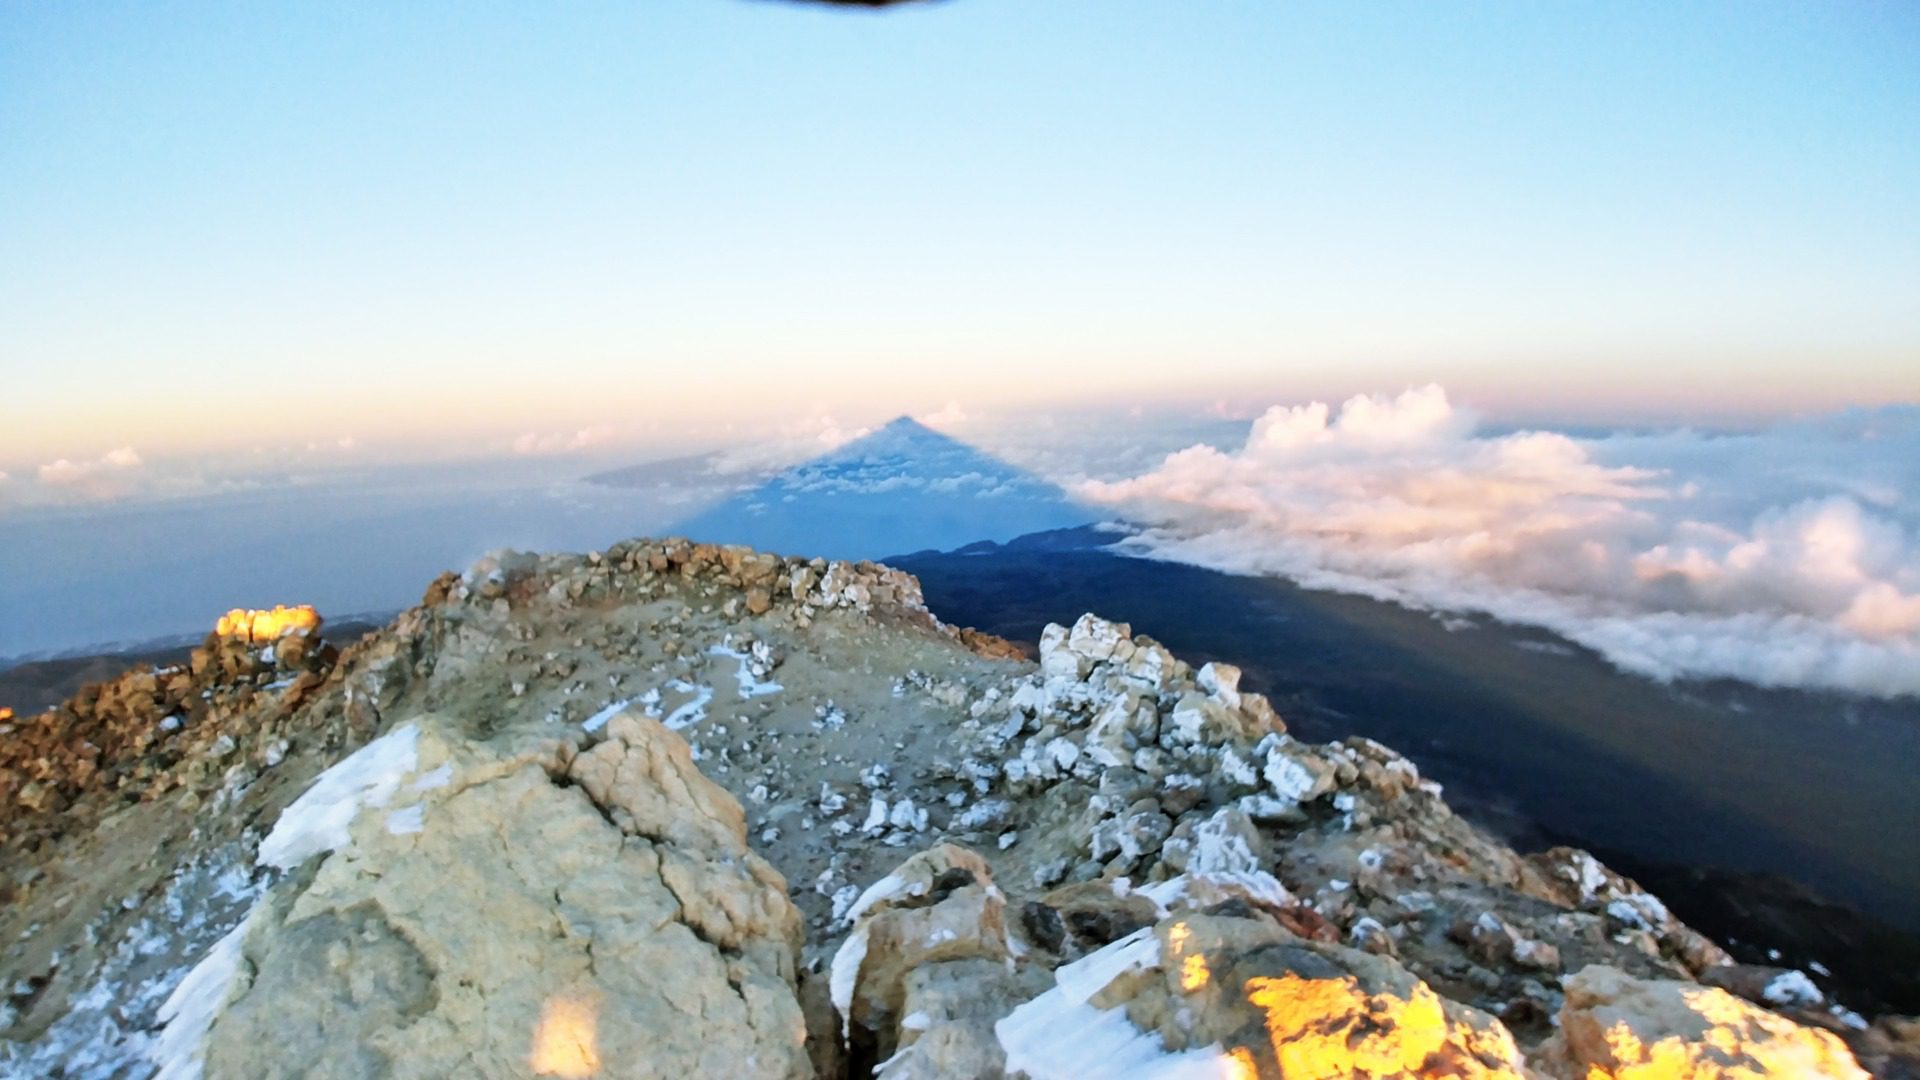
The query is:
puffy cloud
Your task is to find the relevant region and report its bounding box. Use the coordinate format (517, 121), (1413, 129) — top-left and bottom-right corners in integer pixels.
(1081, 387), (1920, 697)
(35, 446), (145, 500)
(512, 427), (613, 456)
(1241, 383), (1474, 454)
(917, 400), (969, 427)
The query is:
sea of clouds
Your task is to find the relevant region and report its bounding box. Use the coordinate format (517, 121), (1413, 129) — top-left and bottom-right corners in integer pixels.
(1079, 385), (1920, 698)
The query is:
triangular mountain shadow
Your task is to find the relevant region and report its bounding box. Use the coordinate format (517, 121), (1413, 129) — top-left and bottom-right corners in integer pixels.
(662, 417), (1097, 561)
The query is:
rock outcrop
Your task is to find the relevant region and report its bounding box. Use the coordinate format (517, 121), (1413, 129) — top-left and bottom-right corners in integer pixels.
(1, 538), (1908, 1078)
(838, 842), (1880, 1079)
(188, 711), (809, 1079)
(1542, 965), (1870, 1079)
(0, 604), (335, 850)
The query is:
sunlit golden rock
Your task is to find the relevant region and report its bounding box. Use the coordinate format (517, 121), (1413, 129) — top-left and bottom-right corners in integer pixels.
(1541, 965), (1869, 1079)
(1244, 972), (1526, 1079)
(992, 910), (1531, 1080)
(214, 604), (321, 643)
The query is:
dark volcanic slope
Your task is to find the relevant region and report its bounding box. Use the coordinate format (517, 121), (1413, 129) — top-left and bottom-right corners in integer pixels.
(892, 529), (1920, 1014)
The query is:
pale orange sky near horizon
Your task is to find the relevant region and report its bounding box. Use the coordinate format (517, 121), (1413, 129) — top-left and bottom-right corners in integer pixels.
(5, 2), (1918, 474)
(6, 346), (1917, 472)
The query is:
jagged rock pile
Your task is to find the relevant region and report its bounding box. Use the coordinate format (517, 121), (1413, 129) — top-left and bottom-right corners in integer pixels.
(0, 605), (336, 848)
(826, 611), (1891, 1076)
(834, 841), (1877, 1078)
(3, 538), (1914, 1078)
(933, 615), (1737, 1021)
(0, 539), (973, 1076)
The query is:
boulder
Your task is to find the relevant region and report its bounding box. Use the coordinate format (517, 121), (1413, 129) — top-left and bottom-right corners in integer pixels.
(190, 712), (810, 1079)
(1540, 965), (1867, 1079)
(830, 844), (1010, 1048)
(995, 911), (1530, 1079)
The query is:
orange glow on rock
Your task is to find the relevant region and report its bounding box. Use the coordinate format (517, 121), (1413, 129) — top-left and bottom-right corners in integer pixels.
(1575, 986), (1868, 1079)
(530, 995), (601, 1078)
(1222, 1046), (1260, 1080)
(214, 605), (321, 642)
(1167, 922), (1212, 992)
(1244, 973), (1526, 1079)
(1181, 952), (1211, 992)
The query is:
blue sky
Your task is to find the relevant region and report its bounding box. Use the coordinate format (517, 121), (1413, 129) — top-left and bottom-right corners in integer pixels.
(3, 0), (1917, 469)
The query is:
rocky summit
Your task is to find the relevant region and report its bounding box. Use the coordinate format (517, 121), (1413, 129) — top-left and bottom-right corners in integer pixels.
(2, 539), (1914, 1078)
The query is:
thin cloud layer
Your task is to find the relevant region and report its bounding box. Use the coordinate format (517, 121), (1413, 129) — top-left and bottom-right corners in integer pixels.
(708, 415), (870, 476)
(33, 447), (146, 501)
(512, 427), (614, 456)
(1081, 386), (1920, 697)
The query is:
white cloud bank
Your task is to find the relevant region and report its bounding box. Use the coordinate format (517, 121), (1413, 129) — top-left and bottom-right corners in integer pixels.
(33, 446), (146, 500)
(1080, 385), (1920, 698)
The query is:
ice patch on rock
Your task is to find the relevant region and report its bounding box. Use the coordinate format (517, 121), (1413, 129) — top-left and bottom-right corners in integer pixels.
(996, 928), (1233, 1079)
(582, 696), (636, 733)
(383, 804), (425, 836)
(708, 641), (783, 699)
(1196, 662), (1241, 708)
(1263, 746), (1317, 803)
(256, 724), (420, 870)
(661, 680), (713, 731)
(147, 919), (250, 1080)
(1764, 970), (1825, 1007)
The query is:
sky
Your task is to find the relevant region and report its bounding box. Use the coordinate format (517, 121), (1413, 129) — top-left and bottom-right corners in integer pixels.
(3, 0), (1918, 484)
(2, 2), (1918, 683)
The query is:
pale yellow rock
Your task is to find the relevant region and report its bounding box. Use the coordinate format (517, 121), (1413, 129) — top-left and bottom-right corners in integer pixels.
(1541, 965), (1868, 1079)
(199, 714), (810, 1079)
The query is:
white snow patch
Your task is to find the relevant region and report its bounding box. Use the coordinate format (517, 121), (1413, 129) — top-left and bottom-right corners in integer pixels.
(410, 763), (452, 792)
(1263, 748), (1317, 803)
(829, 928), (871, 1038)
(997, 928), (1236, 1079)
(147, 919), (250, 1080)
(256, 724), (421, 870)
(661, 680), (713, 730)
(862, 797), (890, 837)
(582, 696), (636, 733)
(708, 642), (783, 699)
(842, 873), (921, 927)
(384, 804), (426, 836)
(1763, 970), (1824, 1007)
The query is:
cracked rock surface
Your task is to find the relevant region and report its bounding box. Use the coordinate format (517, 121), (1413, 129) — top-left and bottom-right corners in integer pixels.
(201, 712), (808, 1079)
